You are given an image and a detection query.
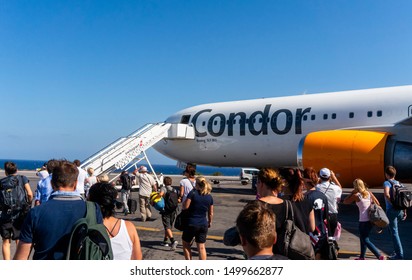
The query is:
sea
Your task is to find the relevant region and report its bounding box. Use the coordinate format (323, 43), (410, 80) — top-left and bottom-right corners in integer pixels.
(0, 159), (241, 176)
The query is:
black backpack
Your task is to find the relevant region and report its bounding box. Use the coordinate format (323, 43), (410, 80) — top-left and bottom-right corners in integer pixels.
(66, 201), (113, 260)
(120, 173), (131, 191)
(0, 175), (30, 222)
(389, 180), (412, 210)
(163, 188), (179, 214)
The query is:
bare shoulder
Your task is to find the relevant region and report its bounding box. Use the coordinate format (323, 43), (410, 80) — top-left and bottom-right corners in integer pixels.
(123, 220), (138, 238)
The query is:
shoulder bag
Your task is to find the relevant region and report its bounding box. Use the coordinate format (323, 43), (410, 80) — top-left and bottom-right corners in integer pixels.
(275, 200), (315, 260)
(368, 193), (389, 228)
(174, 209), (189, 231)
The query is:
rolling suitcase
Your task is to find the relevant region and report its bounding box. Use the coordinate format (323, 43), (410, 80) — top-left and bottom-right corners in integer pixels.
(127, 198), (138, 214)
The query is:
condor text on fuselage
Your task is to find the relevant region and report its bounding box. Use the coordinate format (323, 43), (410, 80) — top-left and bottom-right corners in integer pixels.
(191, 105), (311, 137)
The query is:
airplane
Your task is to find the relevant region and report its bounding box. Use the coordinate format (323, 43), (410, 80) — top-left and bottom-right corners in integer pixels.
(153, 85), (412, 188)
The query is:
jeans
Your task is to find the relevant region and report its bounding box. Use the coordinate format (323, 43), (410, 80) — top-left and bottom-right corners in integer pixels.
(121, 189), (130, 212)
(386, 207), (404, 258)
(359, 221), (381, 258)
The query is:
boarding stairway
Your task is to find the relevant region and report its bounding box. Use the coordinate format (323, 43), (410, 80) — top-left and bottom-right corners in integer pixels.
(80, 123), (195, 182)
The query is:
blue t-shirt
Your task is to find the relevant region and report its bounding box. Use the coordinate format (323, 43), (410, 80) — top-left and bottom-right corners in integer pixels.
(186, 189), (213, 227)
(34, 175), (53, 203)
(384, 179), (400, 211)
(19, 196), (102, 260)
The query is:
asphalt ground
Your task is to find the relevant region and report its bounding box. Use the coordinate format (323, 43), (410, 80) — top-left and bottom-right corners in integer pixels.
(5, 171), (412, 260)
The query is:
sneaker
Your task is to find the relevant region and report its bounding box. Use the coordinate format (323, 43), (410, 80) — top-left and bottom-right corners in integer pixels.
(161, 242), (170, 247)
(354, 257), (365, 260)
(379, 255), (386, 260)
(388, 254), (404, 260)
(171, 241), (178, 251)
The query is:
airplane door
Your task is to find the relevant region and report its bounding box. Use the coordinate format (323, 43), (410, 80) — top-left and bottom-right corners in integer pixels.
(409, 105), (412, 117)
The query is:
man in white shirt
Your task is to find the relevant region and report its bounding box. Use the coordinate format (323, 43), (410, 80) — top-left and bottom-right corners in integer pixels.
(73, 159), (87, 198)
(315, 167), (342, 236)
(138, 166), (156, 222)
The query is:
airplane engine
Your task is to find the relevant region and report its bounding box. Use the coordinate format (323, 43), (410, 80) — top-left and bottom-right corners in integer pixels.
(298, 130), (412, 188)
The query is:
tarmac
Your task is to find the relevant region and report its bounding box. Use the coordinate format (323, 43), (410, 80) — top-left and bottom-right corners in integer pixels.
(4, 171), (412, 260)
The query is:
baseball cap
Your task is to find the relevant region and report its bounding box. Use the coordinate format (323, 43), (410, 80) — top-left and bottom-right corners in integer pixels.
(319, 168), (331, 179)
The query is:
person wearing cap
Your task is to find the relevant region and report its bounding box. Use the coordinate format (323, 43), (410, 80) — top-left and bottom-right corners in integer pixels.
(315, 167), (342, 237)
(137, 166), (157, 222)
(36, 163), (49, 180)
(34, 159), (59, 206)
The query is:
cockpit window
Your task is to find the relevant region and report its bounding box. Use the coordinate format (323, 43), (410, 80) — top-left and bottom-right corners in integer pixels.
(180, 115), (191, 124)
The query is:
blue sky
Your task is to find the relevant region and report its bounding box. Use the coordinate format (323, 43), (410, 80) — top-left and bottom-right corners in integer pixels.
(1, 1), (411, 164)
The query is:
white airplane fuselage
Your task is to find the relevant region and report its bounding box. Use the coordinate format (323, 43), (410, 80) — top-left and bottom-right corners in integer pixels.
(154, 86), (412, 187)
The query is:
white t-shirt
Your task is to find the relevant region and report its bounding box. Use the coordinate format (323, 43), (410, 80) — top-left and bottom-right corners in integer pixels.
(110, 219), (133, 260)
(315, 181), (342, 214)
(76, 167), (88, 195)
(179, 178), (195, 204)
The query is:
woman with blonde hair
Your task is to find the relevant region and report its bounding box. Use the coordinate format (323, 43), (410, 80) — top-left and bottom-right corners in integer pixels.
(343, 178), (386, 260)
(182, 176), (214, 260)
(84, 167), (97, 197)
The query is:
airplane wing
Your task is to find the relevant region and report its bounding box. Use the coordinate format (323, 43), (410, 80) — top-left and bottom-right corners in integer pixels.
(395, 116), (412, 126)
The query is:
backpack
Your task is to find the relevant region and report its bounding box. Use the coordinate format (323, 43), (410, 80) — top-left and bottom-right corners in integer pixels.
(120, 173), (131, 191)
(66, 201), (113, 260)
(319, 214), (339, 260)
(275, 200), (315, 260)
(0, 175), (30, 222)
(389, 180), (412, 210)
(150, 192), (165, 211)
(163, 188), (179, 214)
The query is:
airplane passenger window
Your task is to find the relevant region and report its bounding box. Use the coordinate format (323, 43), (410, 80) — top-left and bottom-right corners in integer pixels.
(332, 113), (336, 119)
(180, 115), (191, 124)
(311, 115), (316, 121)
(377, 110), (382, 117)
(323, 114), (328, 120)
(303, 115), (308, 121)
(214, 120), (218, 125)
(368, 111), (373, 117)
(349, 112), (354, 118)
(202, 121), (206, 126)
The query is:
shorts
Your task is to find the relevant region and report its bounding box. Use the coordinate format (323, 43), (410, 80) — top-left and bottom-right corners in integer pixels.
(182, 224), (208, 244)
(0, 220), (23, 240)
(161, 211), (176, 230)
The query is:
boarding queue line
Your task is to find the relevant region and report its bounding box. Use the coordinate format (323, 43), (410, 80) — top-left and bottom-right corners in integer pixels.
(9, 171), (411, 260)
